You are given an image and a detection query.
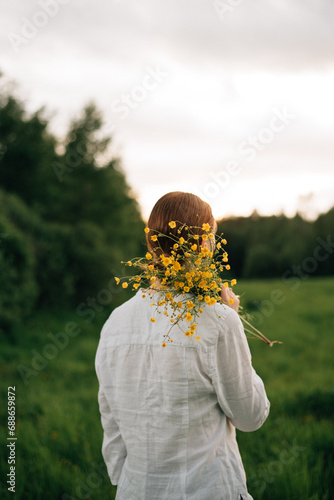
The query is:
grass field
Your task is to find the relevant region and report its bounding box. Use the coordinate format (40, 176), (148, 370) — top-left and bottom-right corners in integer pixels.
(1, 277), (333, 499)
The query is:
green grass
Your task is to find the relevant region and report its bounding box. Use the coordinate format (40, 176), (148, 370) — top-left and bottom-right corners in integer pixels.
(1, 277), (333, 499)
(237, 277), (334, 500)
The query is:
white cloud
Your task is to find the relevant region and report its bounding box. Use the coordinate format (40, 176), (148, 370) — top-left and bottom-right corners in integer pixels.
(1, 0), (333, 220)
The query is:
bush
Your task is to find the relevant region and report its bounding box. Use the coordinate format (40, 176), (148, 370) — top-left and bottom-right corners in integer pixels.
(33, 223), (76, 308)
(243, 244), (278, 278)
(0, 189), (124, 314)
(0, 214), (38, 333)
(67, 221), (122, 304)
(313, 208), (334, 276)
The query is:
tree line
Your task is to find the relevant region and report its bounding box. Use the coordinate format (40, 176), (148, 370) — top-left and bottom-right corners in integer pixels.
(217, 210), (334, 281)
(0, 74), (333, 333)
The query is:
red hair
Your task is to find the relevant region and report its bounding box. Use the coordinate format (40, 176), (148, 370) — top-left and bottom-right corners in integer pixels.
(146, 192), (215, 258)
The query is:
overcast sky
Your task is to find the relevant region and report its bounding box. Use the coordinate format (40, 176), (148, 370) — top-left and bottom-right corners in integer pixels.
(1, 0), (334, 221)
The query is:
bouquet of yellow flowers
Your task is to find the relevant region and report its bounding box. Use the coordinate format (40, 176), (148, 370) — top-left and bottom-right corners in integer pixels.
(115, 221), (280, 347)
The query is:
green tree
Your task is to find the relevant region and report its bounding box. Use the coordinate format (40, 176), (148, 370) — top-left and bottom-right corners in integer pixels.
(313, 208), (334, 276)
(48, 103), (145, 260)
(217, 212), (315, 279)
(243, 244), (278, 278)
(0, 89), (56, 211)
(0, 74), (145, 331)
(0, 191), (38, 333)
(0, 76), (144, 261)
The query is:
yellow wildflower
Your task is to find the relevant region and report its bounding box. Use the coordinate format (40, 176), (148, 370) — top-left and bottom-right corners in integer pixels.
(226, 265), (231, 270)
(231, 279), (237, 286)
(162, 342), (166, 347)
(173, 261), (181, 272)
(121, 219), (245, 345)
(161, 256), (172, 267)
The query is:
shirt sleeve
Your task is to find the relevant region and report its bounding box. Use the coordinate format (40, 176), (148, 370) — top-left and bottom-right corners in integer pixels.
(210, 309), (270, 432)
(96, 342), (127, 485)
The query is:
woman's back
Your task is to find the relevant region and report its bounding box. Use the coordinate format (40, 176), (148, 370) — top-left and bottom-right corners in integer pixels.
(96, 290), (270, 500)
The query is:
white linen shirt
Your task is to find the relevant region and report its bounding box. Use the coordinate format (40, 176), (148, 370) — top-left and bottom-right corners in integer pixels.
(95, 290), (270, 500)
